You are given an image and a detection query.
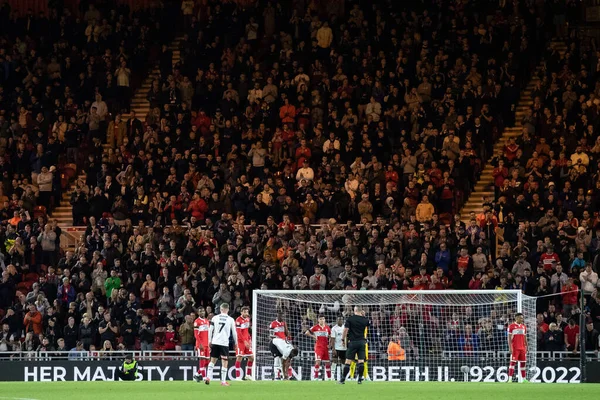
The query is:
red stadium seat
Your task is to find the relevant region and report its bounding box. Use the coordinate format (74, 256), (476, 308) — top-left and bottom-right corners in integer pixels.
(60, 173), (69, 190)
(25, 273), (39, 282)
(154, 330), (165, 345)
(33, 206), (47, 219)
(144, 308), (157, 317)
(17, 281), (33, 292)
(439, 213), (453, 226)
(63, 163), (77, 180)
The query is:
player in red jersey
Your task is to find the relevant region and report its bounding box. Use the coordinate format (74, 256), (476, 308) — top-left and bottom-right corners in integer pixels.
(193, 308), (210, 382)
(235, 306), (254, 380)
(305, 315), (332, 381)
(270, 312), (289, 340)
(270, 312), (292, 380)
(507, 313), (528, 383)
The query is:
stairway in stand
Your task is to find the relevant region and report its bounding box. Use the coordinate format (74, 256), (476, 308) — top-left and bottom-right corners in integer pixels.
(460, 41), (568, 223)
(55, 38), (182, 251)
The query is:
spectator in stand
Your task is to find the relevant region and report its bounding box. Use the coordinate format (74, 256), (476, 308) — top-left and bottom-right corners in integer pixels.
(178, 314), (195, 352)
(564, 318), (580, 355)
(63, 317), (78, 351)
(57, 278), (76, 307)
(98, 312), (118, 348)
(415, 196), (435, 223)
(78, 316), (94, 351)
(580, 264), (598, 297)
(139, 314), (155, 351)
(561, 277), (579, 318)
(0, 0), (591, 357)
(543, 322), (565, 353)
(584, 320), (600, 353)
(23, 304), (42, 335)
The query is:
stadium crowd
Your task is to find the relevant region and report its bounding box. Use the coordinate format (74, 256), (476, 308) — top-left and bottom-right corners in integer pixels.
(0, 0), (598, 358)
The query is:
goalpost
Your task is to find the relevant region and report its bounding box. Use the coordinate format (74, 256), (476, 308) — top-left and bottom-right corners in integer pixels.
(251, 290), (537, 382)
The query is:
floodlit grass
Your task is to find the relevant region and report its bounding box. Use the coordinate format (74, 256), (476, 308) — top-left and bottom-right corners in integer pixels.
(1, 381), (598, 400)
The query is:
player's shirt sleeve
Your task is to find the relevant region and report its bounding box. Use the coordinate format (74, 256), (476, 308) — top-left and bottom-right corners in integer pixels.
(194, 323), (201, 342)
(344, 318), (351, 329)
(231, 317), (238, 346)
(269, 321), (275, 336)
(208, 316), (215, 343)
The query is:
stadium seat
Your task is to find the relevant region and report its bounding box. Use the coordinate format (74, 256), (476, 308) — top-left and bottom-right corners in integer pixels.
(60, 173), (69, 190)
(439, 213), (453, 226)
(154, 330), (165, 346)
(24, 273), (39, 282)
(144, 309), (157, 317)
(63, 163), (77, 180)
(17, 281), (33, 292)
(33, 206), (47, 220)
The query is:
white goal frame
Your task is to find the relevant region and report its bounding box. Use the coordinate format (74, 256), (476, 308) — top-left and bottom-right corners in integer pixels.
(252, 289), (536, 382)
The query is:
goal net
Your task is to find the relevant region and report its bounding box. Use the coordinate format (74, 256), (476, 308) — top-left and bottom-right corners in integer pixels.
(251, 290), (537, 382)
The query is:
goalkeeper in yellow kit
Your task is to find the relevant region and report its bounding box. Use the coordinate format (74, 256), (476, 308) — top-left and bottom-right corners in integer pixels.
(348, 326), (369, 381)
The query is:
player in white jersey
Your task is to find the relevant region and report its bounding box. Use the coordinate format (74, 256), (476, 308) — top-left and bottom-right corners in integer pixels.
(330, 316), (346, 380)
(270, 337), (299, 380)
(206, 303), (238, 386)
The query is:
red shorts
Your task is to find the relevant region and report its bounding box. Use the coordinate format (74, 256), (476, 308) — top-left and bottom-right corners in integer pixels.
(511, 349), (526, 362)
(314, 347), (330, 361)
(236, 341), (253, 357)
(197, 346), (210, 359)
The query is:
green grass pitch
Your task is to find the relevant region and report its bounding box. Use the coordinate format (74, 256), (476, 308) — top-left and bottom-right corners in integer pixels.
(1, 381), (599, 400)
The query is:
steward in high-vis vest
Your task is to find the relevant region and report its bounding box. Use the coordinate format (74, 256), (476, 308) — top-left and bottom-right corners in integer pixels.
(118, 354), (141, 380)
(387, 337), (406, 361)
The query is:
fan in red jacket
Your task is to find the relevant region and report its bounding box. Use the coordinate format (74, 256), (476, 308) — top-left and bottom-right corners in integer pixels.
(193, 110), (212, 136)
(187, 193), (208, 220)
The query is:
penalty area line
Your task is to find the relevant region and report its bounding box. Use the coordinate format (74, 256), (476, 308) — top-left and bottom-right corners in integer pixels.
(0, 397), (41, 400)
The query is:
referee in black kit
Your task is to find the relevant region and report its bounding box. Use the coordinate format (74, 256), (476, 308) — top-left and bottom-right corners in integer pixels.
(338, 306), (370, 385)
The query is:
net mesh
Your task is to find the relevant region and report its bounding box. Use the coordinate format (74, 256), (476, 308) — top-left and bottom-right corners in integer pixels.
(252, 290), (537, 382)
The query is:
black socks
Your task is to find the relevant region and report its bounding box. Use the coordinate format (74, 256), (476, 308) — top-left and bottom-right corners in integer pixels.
(357, 363), (364, 381)
(341, 364), (351, 382)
